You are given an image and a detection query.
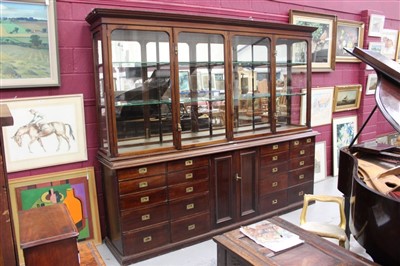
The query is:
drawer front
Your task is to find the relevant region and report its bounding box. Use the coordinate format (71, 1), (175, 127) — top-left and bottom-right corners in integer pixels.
(259, 173), (288, 196)
(170, 212), (210, 243)
(168, 166), (209, 186)
(263, 162), (288, 176)
(290, 145), (314, 159)
(259, 190), (288, 213)
(121, 204), (169, 232)
(169, 193), (209, 220)
(289, 156), (314, 170)
(120, 188), (167, 210)
(119, 174), (166, 195)
(290, 137), (314, 149)
(168, 179), (209, 200)
(117, 163), (166, 181)
(260, 151), (289, 165)
(288, 166), (314, 186)
(123, 222), (170, 255)
(167, 157), (209, 172)
(260, 142), (289, 155)
(287, 181), (313, 204)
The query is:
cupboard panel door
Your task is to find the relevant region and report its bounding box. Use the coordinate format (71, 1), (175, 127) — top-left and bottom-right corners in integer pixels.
(237, 149), (258, 219)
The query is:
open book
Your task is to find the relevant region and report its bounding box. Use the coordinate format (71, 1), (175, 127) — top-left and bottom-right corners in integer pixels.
(240, 220), (304, 252)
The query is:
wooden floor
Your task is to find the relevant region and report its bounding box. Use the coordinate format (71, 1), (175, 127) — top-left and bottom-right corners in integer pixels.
(79, 241), (106, 266)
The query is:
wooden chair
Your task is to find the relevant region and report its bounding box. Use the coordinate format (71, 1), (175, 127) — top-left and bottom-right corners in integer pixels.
(299, 194), (349, 249)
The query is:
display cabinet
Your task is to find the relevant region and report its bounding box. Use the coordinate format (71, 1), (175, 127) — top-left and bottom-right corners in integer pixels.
(86, 8), (317, 265)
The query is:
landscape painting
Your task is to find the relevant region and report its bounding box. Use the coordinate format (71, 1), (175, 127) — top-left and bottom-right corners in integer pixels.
(0, 0), (59, 88)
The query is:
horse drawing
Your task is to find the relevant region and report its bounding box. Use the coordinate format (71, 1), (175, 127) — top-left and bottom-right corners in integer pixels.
(12, 122), (75, 153)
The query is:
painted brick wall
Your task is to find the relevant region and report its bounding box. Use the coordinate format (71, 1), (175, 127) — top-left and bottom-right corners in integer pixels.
(1, 0), (399, 237)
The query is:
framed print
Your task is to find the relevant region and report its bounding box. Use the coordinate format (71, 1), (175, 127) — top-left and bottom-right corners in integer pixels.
(368, 42), (384, 53)
(336, 20), (365, 62)
(314, 141), (327, 182)
(332, 116), (357, 176)
(301, 87), (334, 127)
(0, 0), (60, 88)
(381, 29), (398, 60)
(290, 10), (337, 72)
(179, 71), (190, 91)
(9, 167), (101, 264)
(368, 14), (385, 37)
(333, 84), (362, 112)
(1, 94), (87, 172)
(366, 74), (378, 95)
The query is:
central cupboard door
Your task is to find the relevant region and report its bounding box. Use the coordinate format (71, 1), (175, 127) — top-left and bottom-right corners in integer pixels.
(211, 148), (258, 227)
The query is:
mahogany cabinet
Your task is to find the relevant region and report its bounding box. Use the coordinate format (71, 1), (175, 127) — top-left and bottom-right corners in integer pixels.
(86, 8), (317, 265)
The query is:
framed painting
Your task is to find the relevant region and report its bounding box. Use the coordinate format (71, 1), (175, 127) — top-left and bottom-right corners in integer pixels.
(290, 10), (337, 72)
(8, 167), (101, 264)
(368, 14), (385, 37)
(1, 94), (87, 172)
(179, 70), (190, 91)
(332, 116), (357, 176)
(336, 20), (365, 62)
(366, 74), (378, 95)
(381, 29), (398, 60)
(0, 0), (60, 88)
(314, 141), (327, 182)
(333, 84), (362, 112)
(300, 87), (334, 127)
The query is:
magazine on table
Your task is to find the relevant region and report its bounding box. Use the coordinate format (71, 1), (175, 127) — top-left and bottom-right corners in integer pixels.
(240, 220), (304, 253)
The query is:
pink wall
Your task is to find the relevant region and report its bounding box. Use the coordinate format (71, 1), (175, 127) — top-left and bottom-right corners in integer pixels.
(1, 0), (399, 236)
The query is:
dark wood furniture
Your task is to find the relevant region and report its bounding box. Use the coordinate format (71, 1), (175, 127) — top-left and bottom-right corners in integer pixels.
(214, 216), (377, 266)
(86, 8), (317, 265)
(0, 104), (18, 266)
(19, 204), (79, 266)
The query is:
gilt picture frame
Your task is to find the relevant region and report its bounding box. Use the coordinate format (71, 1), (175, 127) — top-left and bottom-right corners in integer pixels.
(336, 19), (365, 62)
(333, 84), (362, 112)
(0, 0), (60, 88)
(381, 29), (398, 60)
(1, 94), (87, 172)
(9, 167), (101, 264)
(290, 10), (337, 72)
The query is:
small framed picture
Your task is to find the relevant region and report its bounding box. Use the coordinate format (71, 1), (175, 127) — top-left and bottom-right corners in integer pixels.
(314, 141), (327, 182)
(336, 19), (365, 62)
(367, 42), (384, 70)
(366, 74), (378, 95)
(301, 87), (334, 127)
(333, 84), (362, 112)
(368, 14), (385, 37)
(381, 29), (399, 60)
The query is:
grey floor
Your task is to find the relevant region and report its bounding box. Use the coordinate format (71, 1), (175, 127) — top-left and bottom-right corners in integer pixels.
(96, 176), (373, 266)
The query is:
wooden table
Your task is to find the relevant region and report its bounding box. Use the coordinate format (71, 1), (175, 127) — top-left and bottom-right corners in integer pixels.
(213, 216), (378, 266)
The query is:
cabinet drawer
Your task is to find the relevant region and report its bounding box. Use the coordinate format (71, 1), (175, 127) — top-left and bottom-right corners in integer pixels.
(120, 187), (167, 210)
(169, 193), (209, 220)
(288, 166), (314, 186)
(170, 212), (210, 243)
(167, 157), (209, 172)
(117, 163), (166, 181)
(290, 137), (314, 149)
(289, 156), (314, 170)
(290, 145), (314, 159)
(168, 179), (209, 200)
(260, 151), (289, 165)
(260, 142), (289, 155)
(262, 162), (288, 176)
(287, 181), (313, 204)
(119, 174), (166, 195)
(121, 204), (169, 232)
(259, 173), (288, 196)
(168, 166), (209, 185)
(259, 190), (288, 213)
(123, 222), (170, 255)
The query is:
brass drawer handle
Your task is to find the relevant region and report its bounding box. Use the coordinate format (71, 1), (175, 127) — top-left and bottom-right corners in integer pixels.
(140, 196), (149, 203)
(300, 150), (305, 155)
(298, 191), (304, 196)
(186, 203), (194, 210)
(272, 144), (279, 150)
(306, 138), (312, 143)
(235, 173), (242, 181)
(143, 236), (152, 243)
(299, 174), (305, 180)
(188, 224), (196, 231)
(272, 155), (278, 161)
(139, 167), (147, 174)
(185, 160), (193, 166)
(185, 173), (193, 179)
(186, 186), (194, 193)
(299, 161), (305, 166)
(141, 214), (150, 221)
(272, 199), (278, 205)
(272, 181), (278, 187)
(272, 167), (278, 173)
(139, 181), (148, 188)
(294, 140), (300, 146)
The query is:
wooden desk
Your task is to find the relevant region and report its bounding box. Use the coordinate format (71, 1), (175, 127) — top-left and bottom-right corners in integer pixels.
(19, 204), (79, 266)
(213, 216), (377, 266)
